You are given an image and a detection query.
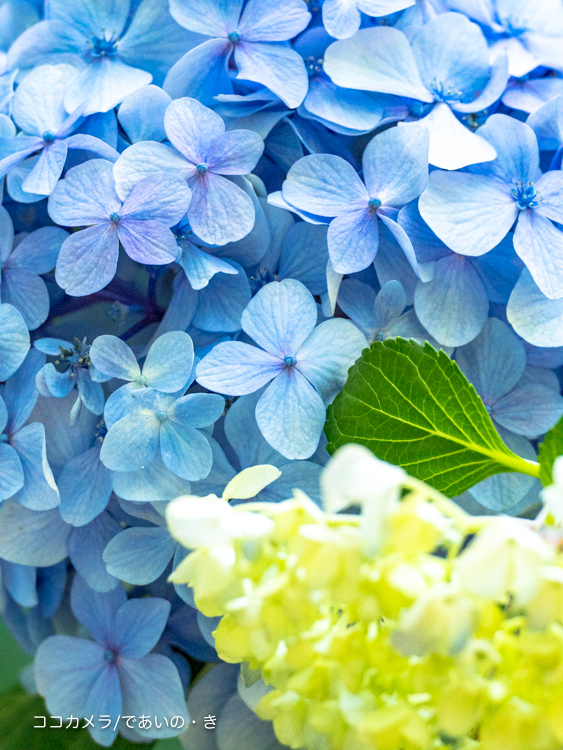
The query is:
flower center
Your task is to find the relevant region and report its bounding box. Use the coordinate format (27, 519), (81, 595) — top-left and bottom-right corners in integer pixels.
(368, 198), (381, 212)
(228, 31), (241, 44)
(92, 36), (118, 57)
(110, 213), (121, 223)
(284, 356), (297, 368)
(196, 163), (209, 174)
(42, 131), (56, 143)
(304, 55), (323, 77)
(103, 649), (116, 663)
(156, 410), (168, 423)
(429, 79), (464, 103)
(512, 182), (541, 210)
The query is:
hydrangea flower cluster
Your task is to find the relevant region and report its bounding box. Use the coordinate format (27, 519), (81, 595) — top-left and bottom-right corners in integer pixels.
(0, 0), (562, 747)
(168, 445), (563, 750)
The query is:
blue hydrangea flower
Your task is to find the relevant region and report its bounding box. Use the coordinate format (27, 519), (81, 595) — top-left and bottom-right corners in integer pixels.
(117, 84), (172, 144)
(323, 12), (509, 169)
(100, 388), (225, 481)
(321, 0), (414, 40)
(8, 0), (199, 115)
(165, 0), (312, 108)
(0, 64), (119, 201)
(113, 97), (264, 245)
(196, 278), (366, 458)
(0, 205), (67, 329)
(35, 337), (109, 424)
(281, 123), (429, 274)
(174, 219), (240, 290)
(35, 576), (189, 746)
(419, 114), (563, 300)
(0, 301), (29, 380)
(89, 331), (196, 428)
(49, 158), (191, 296)
(0, 349), (60, 509)
(507, 269), (563, 347)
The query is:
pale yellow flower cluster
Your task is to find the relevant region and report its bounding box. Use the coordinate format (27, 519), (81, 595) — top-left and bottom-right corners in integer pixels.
(167, 446), (563, 750)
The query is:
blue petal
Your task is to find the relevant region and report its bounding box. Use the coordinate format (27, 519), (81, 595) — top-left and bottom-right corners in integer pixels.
(456, 317), (526, 403)
(114, 596), (171, 658)
(0, 500), (69, 567)
(0, 443), (24, 501)
(235, 41), (308, 109)
(143, 331), (194, 391)
(11, 422), (60, 511)
(193, 259), (251, 332)
(160, 420), (214, 480)
(414, 254), (488, 347)
(328, 207), (379, 274)
(189, 172), (255, 246)
(256, 368), (326, 459)
(104, 526), (177, 585)
(493, 384), (563, 438)
(11, 63), (71, 136)
(178, 240), (239, 290)
(44, 363), (74, 398)
(77, 371), (105, 415)
(217, 693), (286, 750)
(5, 348), (44, 433)
(471, 114), (539, 186)
(259, 459), (322, 504)
(278, 222), (329, 295)
(119, 654), (189, 739)
(197, 341), (282, 395)
(0, 303), (29, 381)
(208, 129), (264, 175)
(58, 444), (113, 526)
(1, 269), (48, 330)
(163, 39), (233, 106)
(112, 452), (192, 503)
(238, 0), (311, 41)
(324, 26), (433, 101)
(55, 223), (120, 297)
(513, 208), (563, 300)
(168, 393), (225, 429)
(68, 512), (122, 593)
(182, 662), (239, 750)
(89, 335), (141, 381)
(100, 411), (161, 472)
(118, 84), (171, 143)
(84, 664), (122, 747)
(322, 0), (361, 39)
(121, 172), (191, 225)
(48, 158), (121, 226)
(169, 0), (243, 37)
(70, 574), (126, 645)
(507, 269), (563, 347)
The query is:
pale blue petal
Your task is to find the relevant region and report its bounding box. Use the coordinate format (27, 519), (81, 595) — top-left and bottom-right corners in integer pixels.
(2, 268), (49, 329)
(5, 349), (45, 433)
(217, 693), (286, 750)
(378, 212), (421, 279)
(193, 259), (251, 331)
(114, 596), (171, 657)
(76, 371), (105, 415)
(493, 384), (563, 437)
(420, 102), (497, 171)
(456, 318), (526, 403)
(113, 141), (191, 202)
(234, 42), (308, 109)
(112, 452), (191, 502)
(0, 303), (29, 380)
(373, 220), (419, 304)
(119, 654), (189, 739)
(2, 562), (37, 608)
(373, 280), (407, 329)
(68, 512), (122, 593)
(398, 202), (452, 264)
(514, 209), (563, 300)
(20, 140), (67, 196)
(183, 663), (238, 750)
(103, 382), (141, 429)
(160, 420), (214, 480)
(118, 84), (171, 143)
(243, 278), (317, 357)
(323, 26), (433, 101)
(507, 269), (563, 347)
(55, 223), (119, 296)
(33, 337), (71, 356)
(238, 0), (310, 41)
(535, 170), (563, 224)
(189, 435), (236, 495)
(208, 129), (264, 175)
(168, 393), (225, 429)
(303, 77), (383, 134)
(9, 226), (68, 273)
(84, 664), (122, 747)
(47, 0), (129, 37)
(0, 500), (69, 566)
(178, 240), (238, 290)
(188, 173), (255, 245)
(89, 335), (140, 381)
(35, 636), (105, 718)
(48, 159), (121, 226)
(419, 170), (517, 256)
(71, 574), (126, 644)
(223, 391), (279, 467)
(337, 279), (377, 334)
(472, 114), (539, 185)
(163, 39), (233, 106)
(119, 219), (179, 264)
(143, 331), (194, 391)
(169, 0), (242, 36)
(11, 422), (60, 511)
(414, 254), (488, 347)
(58, 445), (113, 526)
(64, 133), (120, 162)
(0, 205), (13, 262)
(327, 207), (379, 274)
(64, 56), (152, 116)
(44, 363), (74, 398)
(100, 412), (161, 472)
(452, 54), (508, 113)
(120, 172), (191, 224)
(256, 368), (326, 459)
(471, 235), (522, 304)
(278, 222), (329, 295)
(363, 123), (429, 206)
(104, 527), (176, 585)
(0, 443), (24, 501)
(282, 153), (367, 217)
(259, 460), (322, 505)
(296, 318), (366, 403)
(165, 96), (225, 165)
(322, 0), (361, 39)
(11, 63), (72, 135)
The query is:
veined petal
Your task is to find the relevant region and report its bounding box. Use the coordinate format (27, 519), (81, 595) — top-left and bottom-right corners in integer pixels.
(89, 336), (141, 381)
(112, 452), (191, 503)
(0, 500), (69, 567)
(164, 96), (225, 164)
(113, 141), (192, 201)
(493, 384), (563, 438)
(535, 170), (563, 224)
(48, 159), (121, 226)
(169, 0), (242, 36)
(160, 420), (214, 480)
(420, 103), (497, 170)
(58, 445), (113, 526)
(283, 153), (367, 217)
(1, 268), (50, 330)
(163, 39), (233, 106)
(234, 41), (308, 109)
(168, 393), (225, 429)
(118, 220), (179, 264)
(323, 26), (433, 102)
(55, 223), (119, 297)
(256, 367), (326, 459)
(9, 226), (68, 273)
(100, 412), (161, 472)
(143, 331), (194, 392)
(507, 269), (563, 347)
(322, 0), (361, 39)
(196, 341), (282, 395)
(419, 170), (518, 256)
(104, 527), (176, 585)
(113, 596), (171, 658)
(207, 129), (264, 175)
(0, 303), (29, 381)
(514, 209), (563, 300)
(242, 278), (317, 357)
(238, 0), (311, 41)
(11, 422), (60, 511)
(0, 443), (24, 501)
(68, 512), (121, 593)
(327, 207), (379, 274)
(11, 63), (75, 135)
(188, 173), (255, 245)
(472, 114), (539, 185)
(120, 172), (191, 224)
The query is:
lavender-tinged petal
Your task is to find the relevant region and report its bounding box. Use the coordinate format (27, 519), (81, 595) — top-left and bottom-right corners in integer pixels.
(55, 223), (119, 297)
(68, 512), (122, 593)
(21, 140), (67, 196)
(207, 129), (264, 175)
(327, 207), (379, 275)
(113, 597), (171, 658)
(118, 219), (179, 265)
(9, 226), (68, 273)
(113, 141), (192, 202)
(196, 341), (282, 395)
(164, 96), (225, 164)
(373, 280), (407, 329)
(11, 63), (75, 135)
(48, 159), (121, 226)
(118, 84), (171, 143)
(120, 172), (191, 224)
(84, 664), (122, 748)
(70, 574), (126, 645)
(188, 173), (255, 246)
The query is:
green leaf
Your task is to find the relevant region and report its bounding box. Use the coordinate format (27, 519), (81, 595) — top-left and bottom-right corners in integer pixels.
(538, 415), (563, 486)
(325, 339), (540, 497)
(0, 685), (156, 750)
